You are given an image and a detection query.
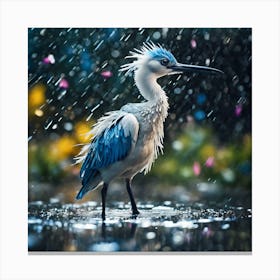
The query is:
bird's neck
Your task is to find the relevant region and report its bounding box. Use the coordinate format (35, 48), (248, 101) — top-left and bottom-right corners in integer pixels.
(134, 68), (167, 103)
(134, 68), (169, 121)
(134, 67), (169, 132)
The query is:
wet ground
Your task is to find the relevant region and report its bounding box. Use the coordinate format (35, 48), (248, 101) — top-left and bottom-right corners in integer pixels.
(28, 200), (251, 252)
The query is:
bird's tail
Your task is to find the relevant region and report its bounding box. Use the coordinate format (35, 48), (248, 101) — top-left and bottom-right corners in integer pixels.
(76, 171), (102, 200)
(76, 187), (87, 200)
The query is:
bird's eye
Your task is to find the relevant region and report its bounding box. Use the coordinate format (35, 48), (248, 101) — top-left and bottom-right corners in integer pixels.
(160, 58), (169, 66)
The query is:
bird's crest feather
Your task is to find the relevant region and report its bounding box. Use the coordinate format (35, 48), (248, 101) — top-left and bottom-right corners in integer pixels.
(119, 41), (175, 75)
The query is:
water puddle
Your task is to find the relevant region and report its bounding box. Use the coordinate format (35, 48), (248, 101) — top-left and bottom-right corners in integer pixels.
(28, 201), (251, 252)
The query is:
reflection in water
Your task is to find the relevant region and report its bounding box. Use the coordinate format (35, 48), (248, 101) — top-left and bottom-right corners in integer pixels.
(28, 201), (251, 252)
(101, 217), (137, 240)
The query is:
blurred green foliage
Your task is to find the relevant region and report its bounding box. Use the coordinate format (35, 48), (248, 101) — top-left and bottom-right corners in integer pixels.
(151, 124), (251, 188)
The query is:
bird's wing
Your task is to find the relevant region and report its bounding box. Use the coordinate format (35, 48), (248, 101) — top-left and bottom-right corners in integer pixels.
(80, 111), (139, 186)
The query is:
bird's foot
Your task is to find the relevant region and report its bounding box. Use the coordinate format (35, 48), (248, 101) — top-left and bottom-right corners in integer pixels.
(131, 209), (140, 218)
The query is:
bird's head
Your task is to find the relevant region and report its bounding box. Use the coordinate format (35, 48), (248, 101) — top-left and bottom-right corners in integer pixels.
(120, 42), (223, 78)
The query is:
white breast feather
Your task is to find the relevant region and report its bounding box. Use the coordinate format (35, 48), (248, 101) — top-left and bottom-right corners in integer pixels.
(142, 95), (169, 174)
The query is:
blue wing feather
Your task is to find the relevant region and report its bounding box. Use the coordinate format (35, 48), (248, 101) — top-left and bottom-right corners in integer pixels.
(80, 116), (132, 188)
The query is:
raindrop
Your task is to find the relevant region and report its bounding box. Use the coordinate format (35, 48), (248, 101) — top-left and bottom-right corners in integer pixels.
(232, 75), (239, 85)
(162, 28), (168, 38)
(40, 29), (46, 36)
(64, 122), (73, 131)
(112, 94), (120, 101)
(57, 89), (67, 100)
(91, 104), (100, 113)
(187, 89), (193, 95)
(207, 110), (214, 117)
(44, 120), (53, 130)
(86, 112), (93, 121)
(152, 31), (161, 40)
(176, 75), (182, 81)
(108, 29), (116, 39)
(204, 32), (210, 41)
(81, 91), (87, 97)
(111, 50), (120, 58)
(46, 77), (53, 84)
(238, 85), (244, 92)
(94, 40), (104, 51)
(174, 87), (181, 95)
(55, 77), (62, 86)
(101, 62), (108, 69)
(124, 33), (132, 42)
(223, 37), (231, 44)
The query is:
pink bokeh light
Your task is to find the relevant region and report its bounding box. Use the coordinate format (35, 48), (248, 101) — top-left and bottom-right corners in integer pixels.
(101, 71), (113, 79)
(235, 104), (242, 116)
(59, 78), (69, 89)
(193, 161), (201, 176)
(205, 156), (215, 168)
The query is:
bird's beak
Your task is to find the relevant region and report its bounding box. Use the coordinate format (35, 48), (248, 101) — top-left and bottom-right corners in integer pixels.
(169, 63), (224, 76)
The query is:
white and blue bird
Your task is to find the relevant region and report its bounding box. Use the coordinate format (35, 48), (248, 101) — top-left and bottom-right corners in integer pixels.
(75, 42), (223, 220)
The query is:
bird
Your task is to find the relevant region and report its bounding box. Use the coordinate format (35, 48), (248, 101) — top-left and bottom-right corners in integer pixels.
(75, 42), (223, 220)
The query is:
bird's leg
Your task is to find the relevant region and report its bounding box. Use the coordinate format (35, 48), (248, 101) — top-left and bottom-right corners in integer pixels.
(101, 183), (108, 220)
(126, 179), (140, 215)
